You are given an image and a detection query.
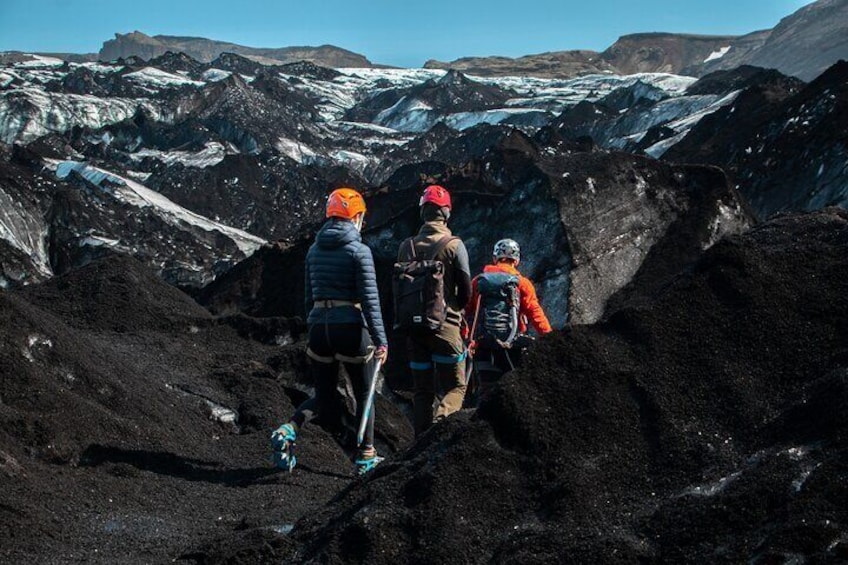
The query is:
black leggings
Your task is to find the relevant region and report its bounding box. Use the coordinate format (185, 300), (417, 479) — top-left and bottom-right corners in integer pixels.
(291, 322), (376, 448)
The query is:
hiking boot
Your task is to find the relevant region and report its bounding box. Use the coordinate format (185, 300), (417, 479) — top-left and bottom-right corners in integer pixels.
(355, 447), (384, 476)
(270, 423), (297, 472)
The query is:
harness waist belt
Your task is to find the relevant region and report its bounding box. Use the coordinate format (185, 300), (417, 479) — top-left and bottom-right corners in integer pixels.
(307, 346), (374, 365)
(314, 299), (361, 309)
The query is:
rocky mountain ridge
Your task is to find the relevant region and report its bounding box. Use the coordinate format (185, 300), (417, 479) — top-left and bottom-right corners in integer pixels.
(3, 0), (843, 82)
(99, 31), (375, 68)
(428, 0), (848, 80)
(600, 32), (742, 75)
(745, 0), (848, 81)
(424, 50), (616, 78)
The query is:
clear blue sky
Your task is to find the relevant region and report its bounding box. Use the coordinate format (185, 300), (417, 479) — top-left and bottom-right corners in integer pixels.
(0, 0), (815, 67)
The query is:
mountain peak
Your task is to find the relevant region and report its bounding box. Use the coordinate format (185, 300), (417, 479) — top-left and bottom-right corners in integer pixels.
(437, 68), (471, 86)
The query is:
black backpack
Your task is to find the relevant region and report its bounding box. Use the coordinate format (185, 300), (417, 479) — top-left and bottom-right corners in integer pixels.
(473, 272), (520, 347)
(392, 235), (457, 331)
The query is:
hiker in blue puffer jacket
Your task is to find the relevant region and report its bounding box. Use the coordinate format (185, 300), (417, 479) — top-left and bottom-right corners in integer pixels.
(271, 188), (388, 476)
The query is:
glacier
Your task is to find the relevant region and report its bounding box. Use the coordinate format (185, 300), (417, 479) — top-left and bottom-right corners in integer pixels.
(53, 161), (266, 255)
(0, 56), (716, 157)
(0, 87), (172, 144)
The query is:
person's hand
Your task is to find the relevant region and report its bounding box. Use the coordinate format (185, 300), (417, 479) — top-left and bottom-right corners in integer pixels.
(374, 345), (388, 363)
(460, 319), (470, 340)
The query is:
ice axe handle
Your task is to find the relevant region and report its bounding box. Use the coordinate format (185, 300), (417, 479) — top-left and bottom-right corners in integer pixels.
(356, 358), (382, 448)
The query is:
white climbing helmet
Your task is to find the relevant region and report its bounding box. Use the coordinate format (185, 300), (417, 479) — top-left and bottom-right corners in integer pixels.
(493, 238), (520, 265)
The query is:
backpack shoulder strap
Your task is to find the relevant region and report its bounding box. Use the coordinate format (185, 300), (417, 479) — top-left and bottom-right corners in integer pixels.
(428, 235), (458, 261)
(399, 237), (416, 261)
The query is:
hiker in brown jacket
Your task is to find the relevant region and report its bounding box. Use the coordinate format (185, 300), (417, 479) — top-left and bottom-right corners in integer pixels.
(396, 185), (473, 436)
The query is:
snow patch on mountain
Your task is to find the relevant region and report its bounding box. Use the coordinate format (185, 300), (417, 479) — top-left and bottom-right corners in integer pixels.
(704, 47), (732, 63)
(53, 161), (265, 255)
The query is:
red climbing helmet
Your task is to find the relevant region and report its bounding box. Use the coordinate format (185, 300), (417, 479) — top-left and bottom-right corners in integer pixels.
(419, 185), (451, 209)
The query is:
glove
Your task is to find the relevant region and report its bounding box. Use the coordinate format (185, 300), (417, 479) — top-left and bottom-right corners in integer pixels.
(374, 345), (388, 363)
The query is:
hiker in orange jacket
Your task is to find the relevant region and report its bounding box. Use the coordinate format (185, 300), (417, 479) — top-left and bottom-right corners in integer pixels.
(466, 238), (552, 398)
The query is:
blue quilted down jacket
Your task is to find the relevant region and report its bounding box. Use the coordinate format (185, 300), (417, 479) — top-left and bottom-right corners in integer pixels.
(305, 218), (387, 348)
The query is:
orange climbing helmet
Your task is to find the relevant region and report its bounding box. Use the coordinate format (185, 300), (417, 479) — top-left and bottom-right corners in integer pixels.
(326, 187), (366, 219)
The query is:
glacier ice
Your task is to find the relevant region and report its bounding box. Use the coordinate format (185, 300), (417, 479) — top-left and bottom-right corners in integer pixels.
(54, 161), (265, 255)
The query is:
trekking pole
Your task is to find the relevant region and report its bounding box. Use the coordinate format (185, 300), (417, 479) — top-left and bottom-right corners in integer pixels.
(357, 358), (383, 448)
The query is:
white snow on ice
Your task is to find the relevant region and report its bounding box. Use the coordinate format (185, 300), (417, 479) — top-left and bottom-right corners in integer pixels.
(683, 470), (744, 497)
(445, 108), (551, 131)
(0, 87), (172, 144)
(79, 234), (121, 247)
(0, 71), (18, 88)
(329, 149), (374, 172)
(75, 62), (125, 74)
(275, 137), (320, 164)
(129, 142), (228, 168)
(13, 55), (64, 69)
(704, 46), (732, 63)
(123, 67), (205, 89)
(0, 186), (52, 277)
(202, 68), (232, 82)
(644, 90), (741, 158)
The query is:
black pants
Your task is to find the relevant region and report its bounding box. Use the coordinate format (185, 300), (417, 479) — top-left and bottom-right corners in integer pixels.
(474, 347), (519, 396)
(291, 322), (376, 448)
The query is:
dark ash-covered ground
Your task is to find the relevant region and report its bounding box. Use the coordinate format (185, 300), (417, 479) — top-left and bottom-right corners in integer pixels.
(271, 208), (846, 564)
(0, 254), (411, 564)
(1, 209), (847, 564)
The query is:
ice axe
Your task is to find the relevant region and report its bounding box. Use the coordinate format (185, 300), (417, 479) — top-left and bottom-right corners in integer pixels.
(465, 295), (482, 395)
(356, 357), (383, 448)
